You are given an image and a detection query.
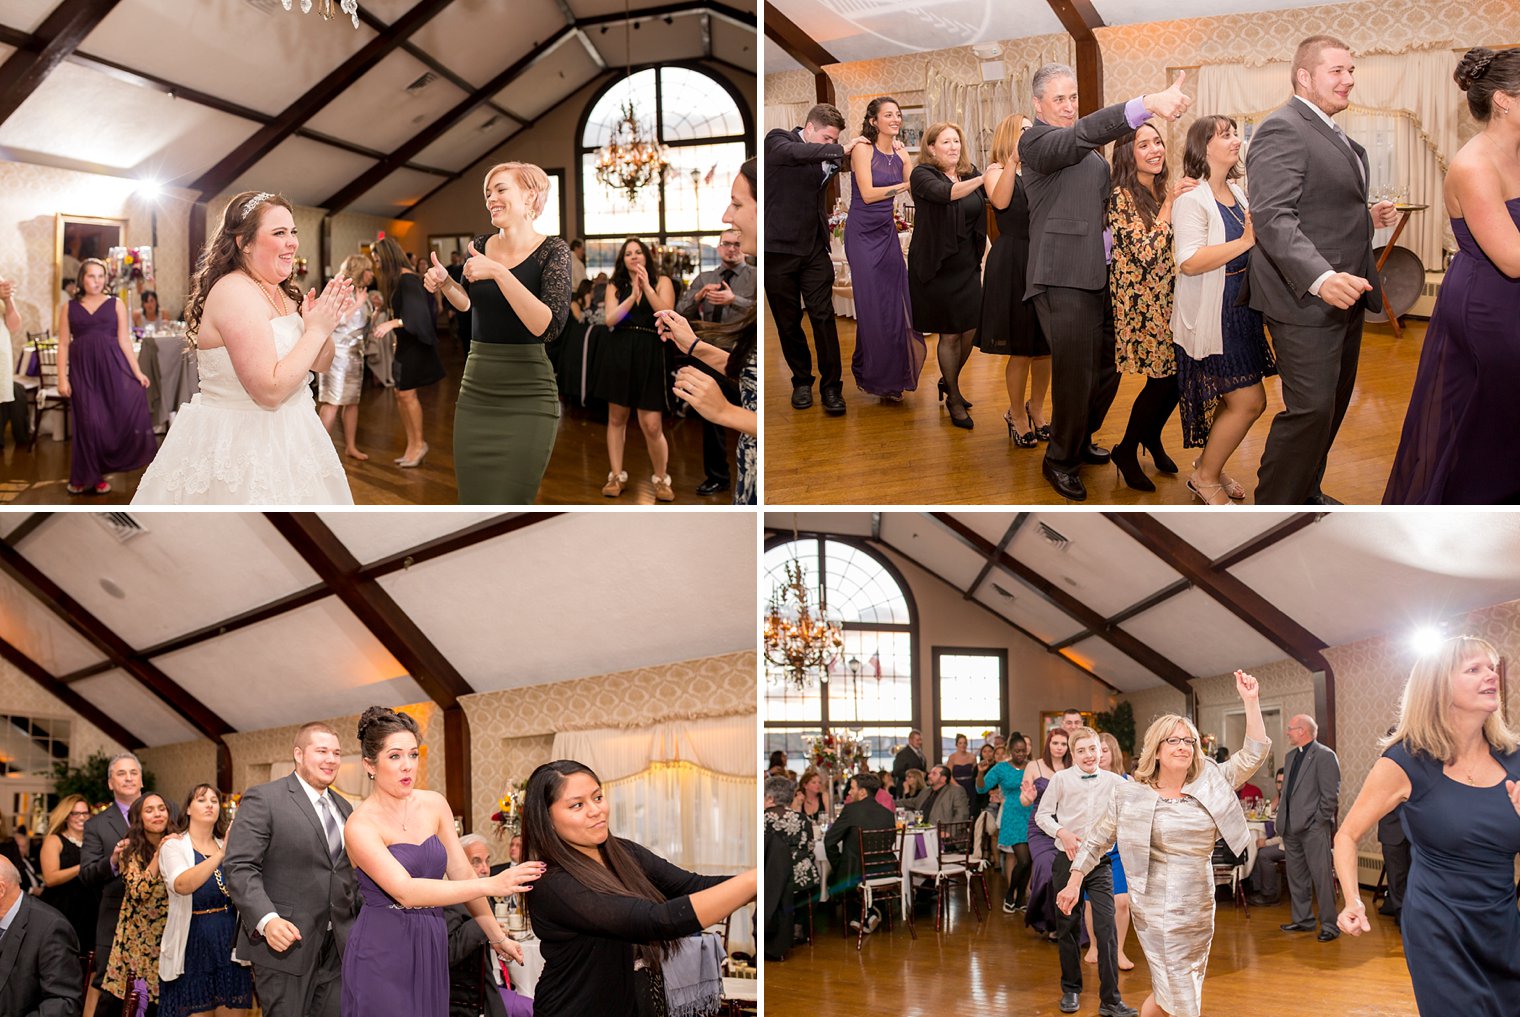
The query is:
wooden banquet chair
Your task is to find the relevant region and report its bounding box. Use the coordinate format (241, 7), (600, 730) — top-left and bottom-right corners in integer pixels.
(908, 819), (987, 932)
(845, 825), (914, 950)
(1212, 838), (1250, 917)
(29, 340), (69, 450)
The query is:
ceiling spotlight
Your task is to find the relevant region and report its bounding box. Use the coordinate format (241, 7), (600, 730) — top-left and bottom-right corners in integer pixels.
(663, 14), (673, 23)
(1409, 625), (1446, 655)
(599, 25), (608, 33)
(136, 179), (162, 199)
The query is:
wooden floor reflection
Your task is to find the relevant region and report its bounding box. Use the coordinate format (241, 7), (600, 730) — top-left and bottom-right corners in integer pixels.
(764, 885), (1417, 1017)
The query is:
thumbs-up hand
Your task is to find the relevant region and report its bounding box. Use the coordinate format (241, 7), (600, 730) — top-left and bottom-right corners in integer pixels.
(462, 241), (497, 284)
(422, 250), (451, 293)
(1145, 69), (1192, 122)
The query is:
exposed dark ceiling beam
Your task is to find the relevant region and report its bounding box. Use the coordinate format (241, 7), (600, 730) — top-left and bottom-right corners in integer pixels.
(4, 512), (50, 546)
(1049, 577), (1193, 652)
(56, 660), (116, 685)
(581, 2), (755, 30)
(763, 1), (836, 105)
(358, 513), (563, 579)
(0, 540), (236, 739)
(1210, 513), (1325, 572)
(1045, 0), (1106, 115)
(927, 513), (1198, 698)
(965, 514), (1028, 601)
(0, 636), (143, 751)
(320, 23), (576, 214)
(137, 584), (333, 660)
(0, 0), (121, 130)
(1101, 513), (1337, 746)
(189, 0), (455, 198)
(870, 534), (1120, 696)
(264, 513), (475, 821)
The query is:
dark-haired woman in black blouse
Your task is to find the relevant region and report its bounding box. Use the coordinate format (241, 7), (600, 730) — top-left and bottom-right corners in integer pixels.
(522, 760), (757, 1017)
(425, 161), (572, 504)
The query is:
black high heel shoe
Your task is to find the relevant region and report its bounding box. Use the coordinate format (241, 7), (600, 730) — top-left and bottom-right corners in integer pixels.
(1025, 400), (1050, 441)
(1004, 410), (1037, 448)
(947, 399), (974, 430)
(939, 377), (972, 409)
(1112, 440), (1155, 492)
(1141, 438), (1178, 474)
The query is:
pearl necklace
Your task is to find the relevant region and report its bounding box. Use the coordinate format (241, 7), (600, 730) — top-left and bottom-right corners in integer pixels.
(245, 272), (286, 316)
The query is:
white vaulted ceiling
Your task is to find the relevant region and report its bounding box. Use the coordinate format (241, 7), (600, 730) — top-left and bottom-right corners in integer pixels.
(0, 0), (756, 217)
(763, 511), (1520, 695)
(0, 512), (755, 748)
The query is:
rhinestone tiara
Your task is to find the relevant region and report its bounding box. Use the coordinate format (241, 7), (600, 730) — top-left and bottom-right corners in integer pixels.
(240, 192), (275, 220)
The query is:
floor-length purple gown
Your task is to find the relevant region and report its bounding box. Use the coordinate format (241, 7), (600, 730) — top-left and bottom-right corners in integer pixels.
(341, 835), (448, 1016)
(65, 297), (155, 489)
(1384, 197), (1520, 503)
(845, 145), (925, 397)
(1024, 775), (1060, 935)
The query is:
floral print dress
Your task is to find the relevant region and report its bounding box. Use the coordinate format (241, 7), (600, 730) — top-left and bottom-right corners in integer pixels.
(1108, 186), (1177, 379)
(102, 856), (169, 1002)
(764, 806), (821, 898)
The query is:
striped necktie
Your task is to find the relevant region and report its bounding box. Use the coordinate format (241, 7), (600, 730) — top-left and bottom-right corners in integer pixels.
(317, 795), (343, 866)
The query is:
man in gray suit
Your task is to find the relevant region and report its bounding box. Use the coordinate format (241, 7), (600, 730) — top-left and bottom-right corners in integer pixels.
(1245, 35), (1401, 504)
(77, 752), (142, 1017)
(1019, 65), (1192, 501)
(225, 722), (358, 1017)
(1276, 714), (1342, 940)
(901, 765), (970, 826)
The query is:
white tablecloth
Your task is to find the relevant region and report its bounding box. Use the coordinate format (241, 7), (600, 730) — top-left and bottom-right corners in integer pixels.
(137, 332), (198, 431)
(505, 937), (544, 999)
(899, 827), (937, 918)
(813, 836), (831, 903)
(1243, 819), (1273, 881)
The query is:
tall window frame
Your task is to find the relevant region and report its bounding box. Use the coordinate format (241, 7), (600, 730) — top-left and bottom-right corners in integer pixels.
(762, 534), (920, 776)
(931, 647), (1009, 761)
(575, 62), (754, 279)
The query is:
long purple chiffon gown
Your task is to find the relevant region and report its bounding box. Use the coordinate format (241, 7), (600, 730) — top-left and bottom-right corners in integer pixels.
(65, 297), (155, 489)
(341, 835), (449, 1017)
(845, 145), (925, 397)
(1384, 197), (1520, 503)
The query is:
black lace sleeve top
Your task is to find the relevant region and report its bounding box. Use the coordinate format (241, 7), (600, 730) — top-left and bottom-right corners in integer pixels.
(468, 234), (573, 345)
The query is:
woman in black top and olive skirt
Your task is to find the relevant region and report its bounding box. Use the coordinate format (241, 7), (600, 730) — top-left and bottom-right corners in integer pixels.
(522, 760), (757, 1017)
(908, 121), (986, 430)
(425, 162), (572, 504)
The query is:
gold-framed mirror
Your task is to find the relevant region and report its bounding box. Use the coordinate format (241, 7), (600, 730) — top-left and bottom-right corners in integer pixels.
(55, 213), (126, 325)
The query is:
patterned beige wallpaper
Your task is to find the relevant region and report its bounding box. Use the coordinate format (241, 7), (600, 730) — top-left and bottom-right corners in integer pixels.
(137, 738), (219, 808)
(1122, 596), (1520, 851)
(460, 650), (756, 839)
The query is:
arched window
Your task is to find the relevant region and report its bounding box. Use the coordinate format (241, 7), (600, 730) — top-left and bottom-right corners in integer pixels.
(762, 536), (918, 778)
(577, 65), (750, 279)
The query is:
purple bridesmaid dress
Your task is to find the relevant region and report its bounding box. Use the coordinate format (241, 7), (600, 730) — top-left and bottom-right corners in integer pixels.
(341, 834), (449, 1016)
(845, 146), (925, 397)
(65, 297), (156, 489)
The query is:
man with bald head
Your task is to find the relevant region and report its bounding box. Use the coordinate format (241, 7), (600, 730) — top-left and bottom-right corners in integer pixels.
(1277, 713), (1342, 940)
(0, 854), (82, 1016)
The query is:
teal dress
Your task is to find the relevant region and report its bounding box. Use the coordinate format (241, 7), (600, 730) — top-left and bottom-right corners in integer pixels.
(982, 762), (1030, 848)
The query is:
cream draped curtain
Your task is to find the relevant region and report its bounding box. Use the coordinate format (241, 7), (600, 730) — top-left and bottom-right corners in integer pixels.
(551, 714), (755, 874)
(765, 102), (814, 135)
(1194, 45), (1460, 268)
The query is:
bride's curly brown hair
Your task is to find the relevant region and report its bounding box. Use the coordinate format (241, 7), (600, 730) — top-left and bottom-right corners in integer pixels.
(184, 191), (302, 343)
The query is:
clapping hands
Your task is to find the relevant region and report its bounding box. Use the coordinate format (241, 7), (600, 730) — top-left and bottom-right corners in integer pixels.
(300, 275), (359, 335)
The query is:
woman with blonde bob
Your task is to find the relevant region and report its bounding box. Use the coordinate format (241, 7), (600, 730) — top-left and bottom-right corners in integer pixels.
(1056, 671), (1268, 1017)
(317, 252), (387, 462)
(1332, 635), (1520, 1016)
(424, 161), (572, 503)
(908, 121), (986, 429)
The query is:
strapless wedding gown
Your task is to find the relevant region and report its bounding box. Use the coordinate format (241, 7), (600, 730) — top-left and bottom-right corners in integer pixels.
(132, 313), (354, 504)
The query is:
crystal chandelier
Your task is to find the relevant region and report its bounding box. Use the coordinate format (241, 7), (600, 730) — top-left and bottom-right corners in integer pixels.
(763, 530), (844, 691)
(594, 0), (669, 201)
(280, 0), (361, 29)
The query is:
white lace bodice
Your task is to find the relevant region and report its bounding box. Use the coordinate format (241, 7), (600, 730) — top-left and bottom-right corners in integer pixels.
(195, 313), (310, 409)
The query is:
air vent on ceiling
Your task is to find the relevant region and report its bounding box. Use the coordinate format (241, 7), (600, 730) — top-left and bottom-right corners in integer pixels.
(93, 513), (147, 544)
(240, 0), (284, 15)
(1037, 522), (1071, 550)
(405, 72), (437, 95)
(479, 115), (501, 132)
(990, 583), (1016, 601)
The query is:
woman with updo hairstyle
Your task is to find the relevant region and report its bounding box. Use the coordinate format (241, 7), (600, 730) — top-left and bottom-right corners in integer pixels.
(1384, 47), (1520, 503)
(341, 706), (543, 1016)
(133, 189), (359, 504)
(423, 161), (571, 503)
(521, 760), (757, 1017)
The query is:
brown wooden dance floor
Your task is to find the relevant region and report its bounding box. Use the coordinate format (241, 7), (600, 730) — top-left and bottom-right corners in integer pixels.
(765, 886), (1417, 1017)
(763, 311), (1426, 506)
(0, 335), (734, 506)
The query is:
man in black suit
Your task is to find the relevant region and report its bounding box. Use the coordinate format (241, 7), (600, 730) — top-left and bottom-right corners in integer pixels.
(447, 834), (530, 1017)
(224, 722), (358, 1017)
(0, 856), (82, 1017)
(1245, 35), (1400, 504)
(764, 103), (867, 415)
(1019, 65), (1192, 501)
(823, 773), (894, 911)
(77, 752), (142, 1017)
(891, 729), (927, 793)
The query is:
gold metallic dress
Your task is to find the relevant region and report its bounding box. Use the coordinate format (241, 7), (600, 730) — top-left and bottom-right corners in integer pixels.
(1129, 795), (1219, 1016)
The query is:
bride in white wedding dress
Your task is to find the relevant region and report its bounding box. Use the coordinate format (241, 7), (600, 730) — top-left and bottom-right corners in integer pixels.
(133, 191), (359, 504)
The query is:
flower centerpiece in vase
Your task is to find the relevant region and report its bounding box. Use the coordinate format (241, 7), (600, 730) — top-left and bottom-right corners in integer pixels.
(489, 778), (525, 837)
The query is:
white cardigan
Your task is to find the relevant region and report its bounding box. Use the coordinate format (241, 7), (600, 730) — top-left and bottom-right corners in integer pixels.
(159, 836), (247, 982)
(1170, 180), (1249, 360)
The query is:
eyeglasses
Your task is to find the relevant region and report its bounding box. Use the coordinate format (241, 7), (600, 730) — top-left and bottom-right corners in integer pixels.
(717, 241), (742, 249)
(1162, 737), (1198, 748)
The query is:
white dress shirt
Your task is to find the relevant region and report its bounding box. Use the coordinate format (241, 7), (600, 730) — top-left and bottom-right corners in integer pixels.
(255, 773), (345, 935)
(1036, 766), (1124, 843)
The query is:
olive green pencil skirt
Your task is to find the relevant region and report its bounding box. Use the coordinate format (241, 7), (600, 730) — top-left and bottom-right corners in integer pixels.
(453, 343), (561, 504)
